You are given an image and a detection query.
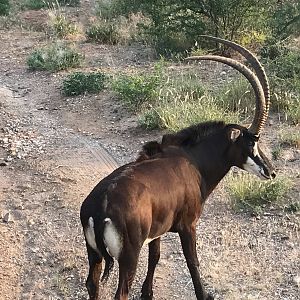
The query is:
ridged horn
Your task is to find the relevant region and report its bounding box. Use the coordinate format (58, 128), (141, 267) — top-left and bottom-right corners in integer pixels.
(185, 55), (266, 136)
(199, 35), (270, 134)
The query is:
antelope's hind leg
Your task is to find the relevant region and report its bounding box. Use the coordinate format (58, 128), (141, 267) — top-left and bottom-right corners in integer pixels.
(114, 248), (140, 300)
(86, 244), (103, 300)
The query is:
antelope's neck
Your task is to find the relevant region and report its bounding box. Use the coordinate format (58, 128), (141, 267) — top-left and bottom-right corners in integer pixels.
(186, 142), (231, 200)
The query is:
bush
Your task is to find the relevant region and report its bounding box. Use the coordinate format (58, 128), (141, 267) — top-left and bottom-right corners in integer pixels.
(86, 21), (119, 44)
(261, 42), (300, 124)
(62, 71), (106, 96)
(138, 108), (161, 129)
(0, 0), (10, 16)
(112, 72), (160, 111)
(227, 173), (292, 214)
(95, 0), (120, 20)
(27, 42), (83, 72)
(49, 13), (79, 38)
(22, 0), (80, 10)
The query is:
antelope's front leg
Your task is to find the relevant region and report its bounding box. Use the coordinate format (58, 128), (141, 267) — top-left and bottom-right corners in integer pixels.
(179, 226), (214, 300)
(141, 238), (161, 299)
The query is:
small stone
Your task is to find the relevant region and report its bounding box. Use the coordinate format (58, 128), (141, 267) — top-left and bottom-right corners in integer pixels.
(28, 219), (35, 226)
(3, 212), (12, 223)
(0, 161), (8, 166)
(293, 275), (300, 287)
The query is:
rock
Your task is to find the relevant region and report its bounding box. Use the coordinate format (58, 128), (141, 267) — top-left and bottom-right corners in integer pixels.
(293, 275), (300, 287)
(3, 212), (13, 223)
(28, 219), (35, 226)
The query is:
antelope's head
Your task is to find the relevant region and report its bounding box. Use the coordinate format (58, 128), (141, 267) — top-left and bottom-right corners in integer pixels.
(186, 36), (276, 180)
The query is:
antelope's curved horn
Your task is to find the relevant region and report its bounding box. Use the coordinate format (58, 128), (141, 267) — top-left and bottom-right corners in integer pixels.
(196, 36), (270, 135)
(185, 55), (265, 135)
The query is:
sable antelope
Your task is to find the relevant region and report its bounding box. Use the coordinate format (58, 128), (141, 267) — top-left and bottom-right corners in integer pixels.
(80, 36), (276, 300)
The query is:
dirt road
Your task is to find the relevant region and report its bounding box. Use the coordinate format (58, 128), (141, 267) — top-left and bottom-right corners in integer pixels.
(0, 29), (299, 300)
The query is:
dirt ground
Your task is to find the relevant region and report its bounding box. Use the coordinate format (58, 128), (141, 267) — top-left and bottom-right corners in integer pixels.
(0, 12), (299, 300)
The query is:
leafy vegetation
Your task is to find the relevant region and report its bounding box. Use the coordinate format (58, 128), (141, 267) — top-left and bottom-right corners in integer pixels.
(142, 93), (239, 131)
(22, 0), (80, 10)
(49, 12), (79, 38)
(96, 0), (295, 55)
(261, 43), (300, 124)
(0, 0), (10, 16)
(227, 174), (293, 214)
(62, 71), (106, 96)
(279, 130), (300, 148)
(27, 42), (83, 72)
(112, 72), (160, 111)
(86, 21), (119, 44)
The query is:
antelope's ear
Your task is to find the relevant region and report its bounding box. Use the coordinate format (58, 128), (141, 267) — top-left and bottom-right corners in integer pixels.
(229, 128), (241, 142)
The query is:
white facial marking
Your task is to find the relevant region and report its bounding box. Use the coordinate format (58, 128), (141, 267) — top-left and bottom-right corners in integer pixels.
(243, 157), (262, 176)
(243, 157), (266, 179)
(253, 142), (259, 157)
(103, 218), (122, 259)
(85, 217), (100, 255)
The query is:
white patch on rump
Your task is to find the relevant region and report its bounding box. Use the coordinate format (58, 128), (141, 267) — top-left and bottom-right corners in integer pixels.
(103, 218), (122, 259)
(84, 217), (100, 255)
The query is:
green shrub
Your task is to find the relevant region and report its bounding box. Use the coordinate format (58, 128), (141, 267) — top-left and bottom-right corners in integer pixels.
(261, 43), (300, 124)
(284, 202), (300, 213)
(112, 73), (160, 111)
(86, 21), (119, 44)
(27, 43), (83, 72)
(22, 0), (80, 10)
(287, 98), (300, 125)
(95, 0), (119, 20)
(22, 0), (45, 10)
(0, 0), (10, 16)
(62, 71), (106, 96)
(138, 108), (161, 129)
(227, 173), (292, 214)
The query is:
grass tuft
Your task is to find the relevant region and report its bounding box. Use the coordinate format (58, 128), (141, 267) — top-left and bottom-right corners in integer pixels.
(86, 20), (119, 44)
(22, 0), (80, 10)
(279, 130), (300, 148)
(62, 71), (106, 96)
(27, 42), (83, 72)
(227, 173), (292, 214)
(49, 12), (79, 38)
(144, 93), (239, 131)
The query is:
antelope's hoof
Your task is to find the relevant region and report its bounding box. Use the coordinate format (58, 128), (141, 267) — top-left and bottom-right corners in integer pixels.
(140, 292), (153, 300)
